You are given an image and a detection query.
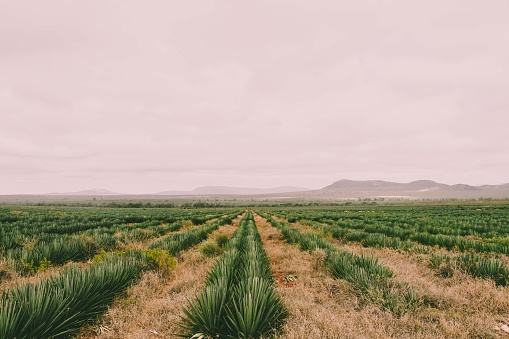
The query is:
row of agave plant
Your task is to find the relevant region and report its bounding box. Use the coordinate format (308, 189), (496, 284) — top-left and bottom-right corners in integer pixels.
(3, 212), (238, 276)
(3, 221), (180, 275)
(259, 213), (419, 316)
(285, 210), (509, 255)
(0, 208), (227, 252)
(180, 211), (287, 338)
(149, 213), (237, 256)
(296, 217), (509, 286)
(428, 252), (509, 286)
(0, 214), (239, 338)
(0, 254), (145, 338)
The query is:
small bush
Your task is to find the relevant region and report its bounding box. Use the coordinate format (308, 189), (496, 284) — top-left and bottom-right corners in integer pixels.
(37, 258), (52, 272)
(21, 260), (36, 275)
(92, 249), (120, 264)
(199, 241), (223, 257)
(143, 248), (176, 276)
(181, 220), (194, 229)
(215, 234), (229, 248)
(92, 249), (176, 276)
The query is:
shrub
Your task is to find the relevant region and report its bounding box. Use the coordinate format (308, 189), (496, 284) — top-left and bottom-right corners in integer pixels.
(142, 249), (176, 276)
(198, 241), (223, 257)
(215, 234), (230, 248)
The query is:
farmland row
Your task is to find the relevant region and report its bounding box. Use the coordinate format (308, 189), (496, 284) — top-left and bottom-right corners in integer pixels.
(267, 206), (509, 286)
(0, 210), (241, 338)
(256, 211), (509, 338)
(0, 208), (234, 276)
(257, 212), (419, 316)
(181, 211), (287, 338)
(0, 207), (219, 250)
(77, 213), (244, 338)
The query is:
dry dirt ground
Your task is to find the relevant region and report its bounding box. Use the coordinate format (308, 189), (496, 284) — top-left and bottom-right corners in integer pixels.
(264, 217), (509, 338)
(77, 216), (242, 339)
(0, 218), (218, 294)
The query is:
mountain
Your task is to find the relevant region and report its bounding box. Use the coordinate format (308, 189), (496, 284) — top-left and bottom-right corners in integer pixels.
(156, 186), (310, 196)
(39, 181), (509, 200)
(322, 179), (446, 192)
(478, 183), (509, 190)
(323, 179), (400, 190)
(446, 184), (481, 191)
(47, 189), (123, 196)
(281, 179), (509, 200)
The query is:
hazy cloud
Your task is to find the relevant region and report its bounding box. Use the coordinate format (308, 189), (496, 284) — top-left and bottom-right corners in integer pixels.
(1, 1), (508, 193)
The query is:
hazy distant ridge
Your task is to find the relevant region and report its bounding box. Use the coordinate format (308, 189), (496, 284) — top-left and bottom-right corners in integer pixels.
(323, 179), (486, 191)
(302, 179), (509, 199)
(48, 189), (124, 196)
(43, 180), (509, 199)
(156, 186), (310, 196)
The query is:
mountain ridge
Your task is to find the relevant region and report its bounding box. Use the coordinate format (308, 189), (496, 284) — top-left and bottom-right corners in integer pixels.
(39, 180), (509, 199)
(156, 185), (310, 196)
(47, 189), (124, 196)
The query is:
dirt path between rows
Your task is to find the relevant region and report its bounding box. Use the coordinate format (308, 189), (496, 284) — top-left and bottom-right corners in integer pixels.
(0, 217), (225, 294)
(256, 214), (509, 338)
(280, 218), (509, 338)
(77, 214), (243, 339)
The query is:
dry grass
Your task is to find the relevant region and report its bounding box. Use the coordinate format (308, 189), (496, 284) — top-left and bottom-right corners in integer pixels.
(0, 260), (90, 293)
(255, 214), (509, 338)
(0, 218), (221, 293)
(340, 242), (509, 338)
(77, 216), (241, 339)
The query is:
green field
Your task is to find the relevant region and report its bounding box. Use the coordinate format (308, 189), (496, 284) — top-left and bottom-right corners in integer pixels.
(1, 202), (509, 338)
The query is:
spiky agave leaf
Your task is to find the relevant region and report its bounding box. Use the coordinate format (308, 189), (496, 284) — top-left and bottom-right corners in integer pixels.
(0, 256), (143, 338)
(226, 277), (287, 338)
(179, 281), (229, 337)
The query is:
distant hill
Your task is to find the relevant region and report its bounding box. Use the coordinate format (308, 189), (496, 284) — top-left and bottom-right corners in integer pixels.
(47, 189), (123, 196)
(446, 184), (481, 191)
(156, 186), (310, 196)
(322, 179), (447, 192)
(478, 183), (509, 190)
(284, 179), (509, 200)
(38, 180), (509, 200)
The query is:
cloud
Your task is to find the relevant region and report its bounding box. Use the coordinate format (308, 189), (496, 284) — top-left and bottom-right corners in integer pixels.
(0, 1), (508, 194)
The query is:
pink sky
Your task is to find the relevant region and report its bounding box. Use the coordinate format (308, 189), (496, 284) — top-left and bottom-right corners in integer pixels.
(1, 1), (508, 194)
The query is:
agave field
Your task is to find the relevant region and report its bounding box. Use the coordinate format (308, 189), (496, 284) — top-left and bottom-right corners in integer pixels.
(1, 202), (509, 338)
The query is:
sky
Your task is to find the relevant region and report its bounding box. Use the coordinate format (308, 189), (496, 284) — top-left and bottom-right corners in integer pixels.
(1, 0), (508, 194)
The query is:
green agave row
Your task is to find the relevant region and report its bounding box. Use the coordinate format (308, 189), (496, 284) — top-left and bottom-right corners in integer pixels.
(0, 255), (144, 338)
(428, 252), (509, 286)
(3, 220), (184, 275)
(260, 213), (419, 316)
(3, 211), (235, 275)
(180, 211), (287, 338)
(276, 206), (509, 255)
(294, 213), (509, 286)
(278, 204), (509, 239)
(0, 207), (229, 252)
(149, 213), (237, 256)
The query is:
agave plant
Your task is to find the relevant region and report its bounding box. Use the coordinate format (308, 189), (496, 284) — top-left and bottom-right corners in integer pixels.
(0, 256), (143, 338)
(180, 282), (230, 337)
(179, 211), (287, 338)
(264, 214), (419, 316)
(226, 277), (287, 338)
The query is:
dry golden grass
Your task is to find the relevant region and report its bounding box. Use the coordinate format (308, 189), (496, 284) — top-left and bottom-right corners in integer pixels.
(0, 218), (221, 293)
(340, 242), (509, 338)
(0, 260), (90, 293)
(77, 216), (242, 339)
(255, 214), (509, 338)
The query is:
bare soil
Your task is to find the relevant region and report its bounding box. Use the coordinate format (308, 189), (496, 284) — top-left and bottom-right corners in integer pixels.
(77, 216), (242, 339)
(274, 218), (509, 338)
